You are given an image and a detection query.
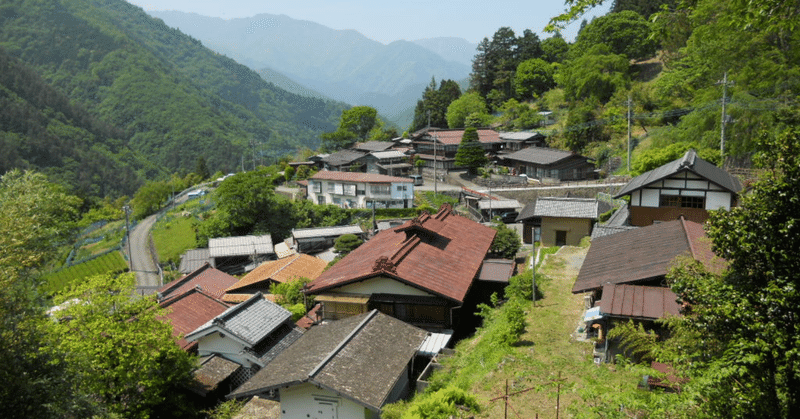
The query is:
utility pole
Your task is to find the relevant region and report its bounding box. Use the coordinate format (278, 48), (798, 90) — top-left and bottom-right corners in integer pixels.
(433, 132), (438, 196)
(716, 71), (734, 157)
(627, 95), (632, 172)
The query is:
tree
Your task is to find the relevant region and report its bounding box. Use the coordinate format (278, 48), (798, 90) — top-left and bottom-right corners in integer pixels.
(514, 58), (555, 99)
(411, 78), (462, 132)
(454, 127), (487, 175)
(195, 156), (210, 180)
(129, 179), (172, 219)
(490, 220), (522, 259)
(321, 106), (391, 151)
(667, 121), (800, 418)
(556, 44), (630, 103)
(333, 233), (363, 255)
(0, 170), (89, 419)
(540, 33), (570, 64)
(48, 273), (198, 418)
(570, 10), (658, 61)
(446, 92), (489, 128)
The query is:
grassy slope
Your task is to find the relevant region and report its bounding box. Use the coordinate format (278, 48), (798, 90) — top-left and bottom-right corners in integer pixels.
(433, 245), (642, 418)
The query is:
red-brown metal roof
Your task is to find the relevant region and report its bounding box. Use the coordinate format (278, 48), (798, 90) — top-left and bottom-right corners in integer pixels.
(599, 284), (681, 320)
(159, 288), (230, 350)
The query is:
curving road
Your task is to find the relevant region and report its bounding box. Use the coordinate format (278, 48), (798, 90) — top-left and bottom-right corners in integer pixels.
(128, 213), (162, 295)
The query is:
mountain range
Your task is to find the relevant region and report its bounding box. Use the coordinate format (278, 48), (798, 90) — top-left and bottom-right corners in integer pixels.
(0, 0), (351, 197)
(148, 11), (477, 128)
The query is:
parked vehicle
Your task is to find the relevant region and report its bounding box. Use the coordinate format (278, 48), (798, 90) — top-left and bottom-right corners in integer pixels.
(500, 211), (519, 223)
(409, 174), (424, 186)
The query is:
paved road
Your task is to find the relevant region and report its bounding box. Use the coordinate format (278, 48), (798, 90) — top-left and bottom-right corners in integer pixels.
(128, 213), (161, 295)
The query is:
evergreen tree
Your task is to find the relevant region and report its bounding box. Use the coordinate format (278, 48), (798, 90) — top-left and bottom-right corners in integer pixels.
(454, 127), (488, 175)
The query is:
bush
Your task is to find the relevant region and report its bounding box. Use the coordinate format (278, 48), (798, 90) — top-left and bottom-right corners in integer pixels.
(333, 233), (363, 255)
(400, 386), (480, 419)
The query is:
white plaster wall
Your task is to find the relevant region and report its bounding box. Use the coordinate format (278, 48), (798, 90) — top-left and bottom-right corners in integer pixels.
(706, 191), (733, 210)
(640, 188), (660, 207)
(196, 332), (248, 366)
(686, 179), (710, 189)
(280, 383), (367, 419)
(663, 179), (686, 188)
(336, 277), (432, 297)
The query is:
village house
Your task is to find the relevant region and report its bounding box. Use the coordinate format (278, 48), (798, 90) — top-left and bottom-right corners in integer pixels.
(573, 218), (726, 363)
(410, 128), (502, 172)
(291, 225), (366, 254)
(158, 287), (231, 352)
(320, 149), (368, 172)
(614, 149), (742, 226)
(362, 150), (413, 177)
(517, 197), (611, 246)
(497, 131), (545, 153)
(184, 292), (304, 388)
(208, 234), (275, 275)
(307, 171), (414, 209)
(157, 263), (239, 302)
(303, 204), (497, 332)
(497, 147), (597, 182)
(228, 310), (429, 419)
(223, 253), (328, 300)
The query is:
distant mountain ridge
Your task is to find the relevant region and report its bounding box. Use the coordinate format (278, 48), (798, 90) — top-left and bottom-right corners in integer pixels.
(149, 11), (474, 128)
(0, 0), (350, 197)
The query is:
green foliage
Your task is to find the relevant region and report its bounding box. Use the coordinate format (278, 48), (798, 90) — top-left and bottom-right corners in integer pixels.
(514, 58), (555, 100)
(270, 277), (312, 307)
(411, 77), (462, 131)
(283, 165), (296, 181)
(152, 212), (198, 266)
(194, 156), (210, 180)
(397, 386), (480, 419)
(321, 106), (392, 151)
(333, 233), (363, 255)
(79, 195), (127, 226)
(48, 273), (198, 418)
(446, 92), (490, 129)
(631, 142), (719, 175)
(454, 127), (488, 174)
(571, 10), (658, 61)
(665, 121), (800, 418)
(129, 179), (172, 219)
(606, 320), (658, 362)
(540, 33), (570, 63)
(504, 269), (549, 301)
(42, 251), (127, 295)
(490, 220), (521, 259)
(557, 44), (631, 104)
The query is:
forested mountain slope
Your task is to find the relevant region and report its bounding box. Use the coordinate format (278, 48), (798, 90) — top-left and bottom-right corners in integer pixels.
(0, 0), (349, 197)
(149, 11), (471, 127)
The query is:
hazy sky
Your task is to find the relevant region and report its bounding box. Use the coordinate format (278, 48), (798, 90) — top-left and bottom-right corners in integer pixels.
(126, 1), (611, 44)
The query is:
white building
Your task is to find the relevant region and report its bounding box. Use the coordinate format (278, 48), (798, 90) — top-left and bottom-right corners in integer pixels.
(308, 171), (414, 209)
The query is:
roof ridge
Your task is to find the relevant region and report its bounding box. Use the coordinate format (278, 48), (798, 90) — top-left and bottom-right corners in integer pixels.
(308, 310), (378, 379)
(268, 253), (302, 280)
(680, 149), (697, 168)
(389, 236), (421, 266)
(159, 263), (211, 297)
(679, 216), (699, 260)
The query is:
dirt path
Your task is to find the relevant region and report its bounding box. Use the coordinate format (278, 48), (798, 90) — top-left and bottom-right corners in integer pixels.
(128, 213), (161, 294)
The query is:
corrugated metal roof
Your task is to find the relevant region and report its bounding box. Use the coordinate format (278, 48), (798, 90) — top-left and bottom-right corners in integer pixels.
(498, 131), (543, 141)
(178, 248), (211, 274)
(599, 284), (681, 320)
(209, 235), (274, 258)
(501, 147), (576, 165)
(418, 330), (453, 356)
(478, 259), (516, 282)
(292, 225), (364, 240)
(533, 197), (600, 219)
(311, 171), (413, 183)
(370, 150), (407, 159)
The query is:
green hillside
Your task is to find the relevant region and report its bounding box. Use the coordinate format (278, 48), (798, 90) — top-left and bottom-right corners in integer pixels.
(0, 0), (349, 197)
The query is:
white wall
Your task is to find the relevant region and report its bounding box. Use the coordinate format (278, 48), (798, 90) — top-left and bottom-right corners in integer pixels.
(196, 331), (249, 367)
(280, 383), (369, 419)
(336, 276), (433, 297)
(706, 191), (733, 210)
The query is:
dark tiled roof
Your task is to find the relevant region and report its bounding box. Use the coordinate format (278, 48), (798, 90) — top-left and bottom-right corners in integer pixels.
(311, 171), (413, 183)
(614, 149), (742, 198)
(516, 201), (537, 222)
(501, 147), (578, 165)
(230, 310), (428, 411)
(305, 205), (497, 303)
(322, 149), (367, 167)
(354, 141), (395, 152)
(158, 263), (239, 301)
(185, 292), (291, 347)
(159, 288), (230, 351)
(599, 284), (681, 320)
(573, 219), (725, 294)
(193, 354), (240, 395)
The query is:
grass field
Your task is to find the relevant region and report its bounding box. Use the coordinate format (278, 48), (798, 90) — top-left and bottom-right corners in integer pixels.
(152, 213), (198, 266)
(425, 245), (643, 418)
(43, 251), (128, 295)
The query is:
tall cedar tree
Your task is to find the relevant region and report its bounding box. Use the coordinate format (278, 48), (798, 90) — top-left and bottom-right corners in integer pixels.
(454, 127), (488, 175)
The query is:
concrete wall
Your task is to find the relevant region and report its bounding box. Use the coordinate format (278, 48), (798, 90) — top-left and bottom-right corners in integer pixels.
(540, 217), (592, 246)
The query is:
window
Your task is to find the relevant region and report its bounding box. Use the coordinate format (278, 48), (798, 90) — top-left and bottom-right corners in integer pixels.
(660, 195), (705, 209)
(396, 185), (407, 192)
(311, 181), (321, 194)
(326, 182), (335, 193)
(370, 184), (390, 195)
(343, 184), (356, 196)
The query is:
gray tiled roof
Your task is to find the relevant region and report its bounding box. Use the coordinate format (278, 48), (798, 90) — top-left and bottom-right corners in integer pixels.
(498, 131), (543, 141)
(614, 149), (742, 198)
(178, 248), (211, 274)
(230, 310), (428, 411)
(477, 199), (521, 210)
(322, 149), (367, 167)
(185, 293), (291, 346)
(501, 147), (575, 165)
(209, 235), (274, 258)
(533, 197), (602, 219)
(355, 141), (394, 152)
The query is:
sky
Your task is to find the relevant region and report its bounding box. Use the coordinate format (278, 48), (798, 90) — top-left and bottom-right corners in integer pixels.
(126, 1), (612, 45)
